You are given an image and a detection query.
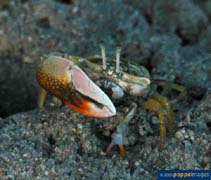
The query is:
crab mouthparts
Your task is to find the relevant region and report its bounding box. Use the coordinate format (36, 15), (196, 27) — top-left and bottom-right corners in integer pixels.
(67, 65), (116, 118)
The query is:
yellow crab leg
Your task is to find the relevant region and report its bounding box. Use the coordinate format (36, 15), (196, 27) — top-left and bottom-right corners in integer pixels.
(154, 80), (187, 103)
(153, 94), (174, 135)
(144, 98), (166, 147)
(37, 87), (47, 108)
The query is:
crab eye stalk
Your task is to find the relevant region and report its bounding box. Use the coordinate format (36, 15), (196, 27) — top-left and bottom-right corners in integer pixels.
(115, 47), (121, 74)
(100, 44), (107, 70)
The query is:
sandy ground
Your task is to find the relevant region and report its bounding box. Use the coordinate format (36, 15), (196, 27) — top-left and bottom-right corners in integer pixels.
(0, 0), (210, 179)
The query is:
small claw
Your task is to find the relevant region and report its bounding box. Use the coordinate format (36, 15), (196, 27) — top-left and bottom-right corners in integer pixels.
(106, 103), (137, 157)
(106, 123), (126, 157)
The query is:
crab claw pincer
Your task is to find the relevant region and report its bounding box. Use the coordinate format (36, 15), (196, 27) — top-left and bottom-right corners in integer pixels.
(36, 55), (116, 118)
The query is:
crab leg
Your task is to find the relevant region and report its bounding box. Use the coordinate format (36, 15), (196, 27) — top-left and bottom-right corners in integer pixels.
(144, 98), (166, 147)
(37, 87), (47, 108)
(106, 103), (137, 157)
(153, 94), (174, 135)
(154, 80), (187, 104)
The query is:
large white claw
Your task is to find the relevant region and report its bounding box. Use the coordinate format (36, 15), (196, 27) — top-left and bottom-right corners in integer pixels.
(70, 65), (116, 117)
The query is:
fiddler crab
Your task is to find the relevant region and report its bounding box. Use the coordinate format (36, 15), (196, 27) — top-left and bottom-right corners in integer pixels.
(36, 45), (184, 157)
